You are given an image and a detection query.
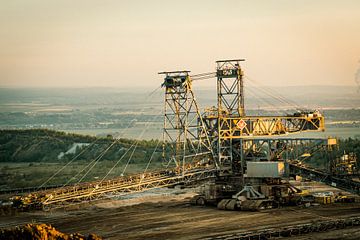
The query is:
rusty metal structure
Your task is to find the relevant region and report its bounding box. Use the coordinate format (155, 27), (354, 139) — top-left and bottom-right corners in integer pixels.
(202, 60), (324, 172)
(186, 60), (328, 209)
(9, 59), (359, 211)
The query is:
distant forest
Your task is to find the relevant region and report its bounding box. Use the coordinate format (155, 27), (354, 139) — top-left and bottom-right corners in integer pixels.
(307, 138), (360, 170)
(0, 129), (161, 164)
(0, 129), (358, 168)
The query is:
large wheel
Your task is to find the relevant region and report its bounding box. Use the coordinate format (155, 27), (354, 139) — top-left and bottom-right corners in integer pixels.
(196, 196), (206, 206)
(217, 199), (228, 210)
(225, 199), (238, 210)
(217, 199), (236, 210)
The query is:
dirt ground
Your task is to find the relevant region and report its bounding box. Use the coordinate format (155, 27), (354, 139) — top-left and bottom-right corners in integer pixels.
(1, 187), (360, 240)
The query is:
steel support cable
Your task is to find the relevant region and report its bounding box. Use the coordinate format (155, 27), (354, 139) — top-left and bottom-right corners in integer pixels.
(33, 131), (90, 188)
(94, 117), (161, 193)
(244, 86), (283, 113)
(245, 78), (295, 109)
(54, 114), (133, 187)
(42, 96), (142, 188)
(192, 76), (216, 81)
(100, 96), (163, 181)
(192, 72), (299, 111)
(190, 72), (216, 78)
(147, 85), (162, 97)
(245, 79), (296, 110)
(191, 74), (217, 81)
(62, 86), (163, 186)
(101, 128), (144, 182)
(98, 144), (136, 183)
(69, 142), (137, 198)
(191, 72), (294, 114)
(76, 139), (121, 183)
(193, 74), (214, 78)
(245, 75), (305, 111)
(76, 111), (162, 184)
(244, 86), (291, 115)
(142, 139), (161, 176)
(137, 141), (161, 186)
(36, 138), (100, 189)
(244, 84), (282, 110)
(120, 143), (139, 176)
(244, 81), (298, 115)
(98, 96), (163, 181)
(245, 75), (301, 109)
(61, 123), (134, 187)
(120, 114), (161, 176)
(79, 111), (162, 186)
(40, 86), (162, 188)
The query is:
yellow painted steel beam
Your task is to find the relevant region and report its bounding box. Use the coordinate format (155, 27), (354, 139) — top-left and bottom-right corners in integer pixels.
(204, 115), (324, 139)
(16, 166), (217, 209)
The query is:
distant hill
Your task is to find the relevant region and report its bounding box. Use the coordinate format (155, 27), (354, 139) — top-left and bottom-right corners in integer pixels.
(0, 85), (359, 111)
(0, 129), (358, 172)
(0, 87), (359, 140)
(0, 129), (160, 163)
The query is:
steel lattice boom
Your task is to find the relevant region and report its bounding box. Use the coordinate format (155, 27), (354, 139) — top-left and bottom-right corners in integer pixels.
(13, 166), (217, 210)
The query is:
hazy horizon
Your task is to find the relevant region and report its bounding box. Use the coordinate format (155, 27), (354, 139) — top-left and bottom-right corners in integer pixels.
(1, 1), (360, 88)
(0, 83), (358, 89)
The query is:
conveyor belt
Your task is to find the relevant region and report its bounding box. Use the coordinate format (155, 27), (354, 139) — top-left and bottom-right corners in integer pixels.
(13, 167), (217, 210)
(289, 163), (360, 195)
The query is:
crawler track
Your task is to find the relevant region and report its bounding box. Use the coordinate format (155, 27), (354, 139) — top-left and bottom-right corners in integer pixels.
(205, 216), (360, 240)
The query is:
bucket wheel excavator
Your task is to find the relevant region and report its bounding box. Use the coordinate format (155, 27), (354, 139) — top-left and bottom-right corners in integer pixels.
(9, 59), (357, 211)
(159, 59), (343, 211)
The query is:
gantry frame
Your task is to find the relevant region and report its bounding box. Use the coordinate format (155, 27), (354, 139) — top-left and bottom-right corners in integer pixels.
(214, 60), (246, 172)
(160, 71), (215, 172)
(203, 59), (325, 176)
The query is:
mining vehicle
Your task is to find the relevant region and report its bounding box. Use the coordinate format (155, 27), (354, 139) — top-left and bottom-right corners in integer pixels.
(8, 59), (358, 211)
(160, 59), (334, 211)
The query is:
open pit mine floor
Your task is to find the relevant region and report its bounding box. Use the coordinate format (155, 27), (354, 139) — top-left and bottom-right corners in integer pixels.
(1, 188), (360, 240)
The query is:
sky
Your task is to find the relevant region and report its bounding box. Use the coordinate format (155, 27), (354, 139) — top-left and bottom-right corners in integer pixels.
(0, 0), (359, 88)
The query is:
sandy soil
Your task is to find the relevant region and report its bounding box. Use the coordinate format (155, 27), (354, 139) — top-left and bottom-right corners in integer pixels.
(1, 186), (360, 240)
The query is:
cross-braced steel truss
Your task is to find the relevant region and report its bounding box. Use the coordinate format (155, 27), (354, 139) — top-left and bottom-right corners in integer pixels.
(160, 71), (215, 171)
(202, 60), (326, 176)
(17, 167), (217, 210)
(215, 60), (245, 173)
(216, 59), (245, 117)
